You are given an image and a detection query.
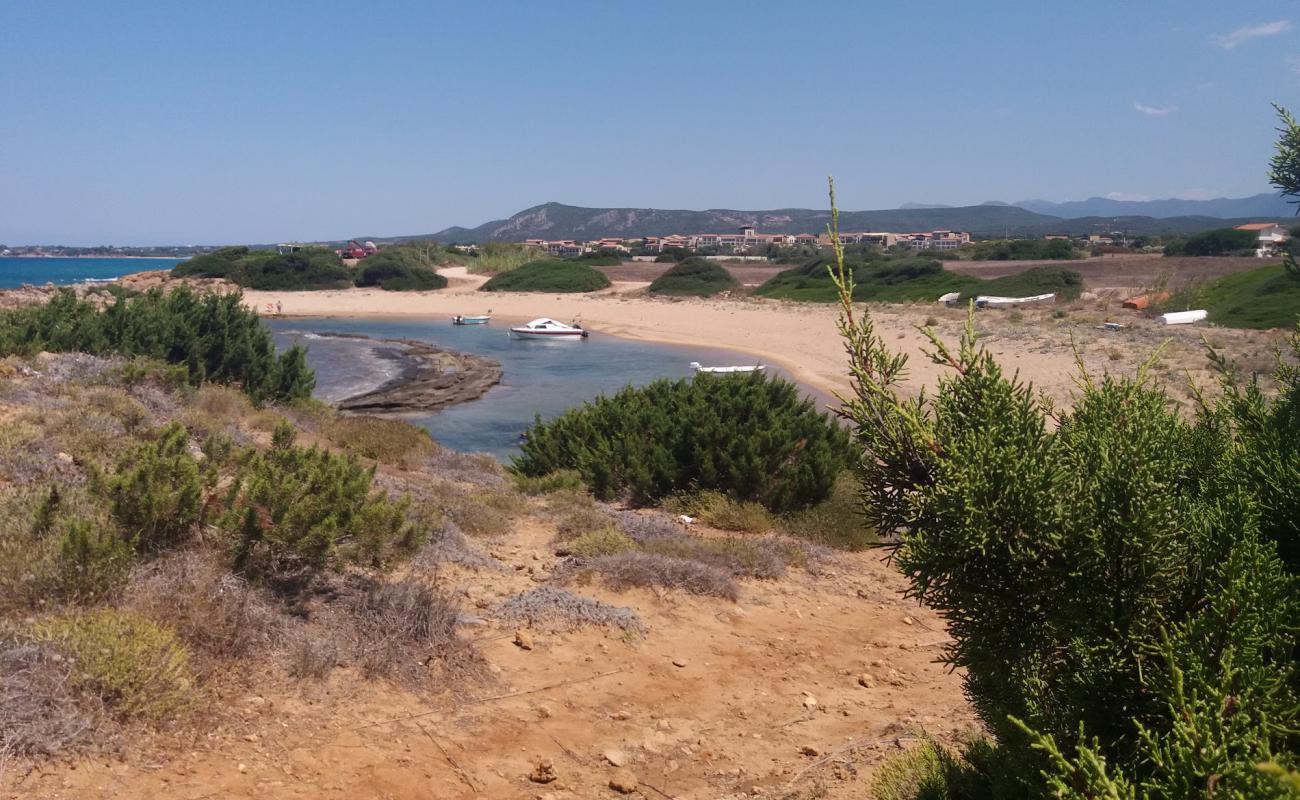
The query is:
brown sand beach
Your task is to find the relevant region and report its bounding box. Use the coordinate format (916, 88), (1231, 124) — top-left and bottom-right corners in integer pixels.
(237, 264), (1283, 410)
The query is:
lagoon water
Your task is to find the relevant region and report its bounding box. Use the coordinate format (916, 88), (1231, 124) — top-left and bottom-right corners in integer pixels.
(270, 317), (825, 461)
(0, 257), (183, 288)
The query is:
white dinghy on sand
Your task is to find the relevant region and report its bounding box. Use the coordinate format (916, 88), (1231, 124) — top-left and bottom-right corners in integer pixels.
(689, 362), (766, 374)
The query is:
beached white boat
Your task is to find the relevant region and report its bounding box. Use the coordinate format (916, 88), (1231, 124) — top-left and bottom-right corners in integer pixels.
(689, 361), (766, 374)
(975, 293), (1056, 309)
(937, 291), (962, 306)
(452, 314), (491, 325)
(509, 318), (589, 339)
(1160, 309), (1208, 325)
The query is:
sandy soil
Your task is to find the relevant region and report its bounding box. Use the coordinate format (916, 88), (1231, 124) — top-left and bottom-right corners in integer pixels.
(9, 516), (976, 800)
(239, 265), (1285, 409)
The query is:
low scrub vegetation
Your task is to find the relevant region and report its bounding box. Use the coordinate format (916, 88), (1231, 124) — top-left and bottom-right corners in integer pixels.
(322, 414), (437, 467)
(1173, 261), (1300, 329)
(34, 609), (194, 721)
(0, 286), (314, 404)
(515, 373), (850, 513)
(174, 245), (353, 290)
(480, 259), (612, 293)
(646, 257), (739, 296)
(755, 255), (1082, 304)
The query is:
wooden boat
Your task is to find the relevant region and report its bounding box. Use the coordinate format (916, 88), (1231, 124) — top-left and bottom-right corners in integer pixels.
(689, 361), (765, 374)
(509, 318), (589, 339)
(452, 314), (491, 325)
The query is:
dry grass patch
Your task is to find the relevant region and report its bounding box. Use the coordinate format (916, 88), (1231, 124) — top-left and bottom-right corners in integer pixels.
(348, 576), (477, 685)
(0, 636), (100, 758)
(33, 609), (195, 722)
(512, 468), (584, 496)
(492, 587), (646, 633)
(665, 490), (774, 533)
(561, 527), (637, 558)
(324, 415), (436, 468)
(578, 552), (739, 600)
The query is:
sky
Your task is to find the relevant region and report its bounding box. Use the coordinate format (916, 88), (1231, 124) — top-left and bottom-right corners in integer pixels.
(2, 1), (1299, 245)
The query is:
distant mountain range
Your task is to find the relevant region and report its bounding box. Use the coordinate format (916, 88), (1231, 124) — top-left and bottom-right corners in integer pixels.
(381, 193), (1296, 244)
(1011, 193), (1296, 219)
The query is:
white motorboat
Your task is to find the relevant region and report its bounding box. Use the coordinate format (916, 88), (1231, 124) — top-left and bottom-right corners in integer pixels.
(689, 361), (766, 374)
(452, 314), (491, 325)
(509, 318), (589, 339)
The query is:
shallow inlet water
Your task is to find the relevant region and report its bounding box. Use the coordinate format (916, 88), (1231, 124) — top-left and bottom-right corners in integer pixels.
(270, 317), (832, 461)
(0, 257), (183, 288)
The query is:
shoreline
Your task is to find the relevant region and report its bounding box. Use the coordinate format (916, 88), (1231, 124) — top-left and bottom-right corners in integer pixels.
(322, 333), (504, 414)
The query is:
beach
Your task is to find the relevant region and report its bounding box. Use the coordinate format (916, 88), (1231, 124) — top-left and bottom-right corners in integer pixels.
(240, 267), (1177, 406)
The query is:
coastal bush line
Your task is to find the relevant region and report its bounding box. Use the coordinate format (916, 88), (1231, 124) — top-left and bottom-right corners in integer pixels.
(355, 244), (449, 291)
(0, 286), (314, 403)
(513, 373), (850, 512)
(480, 259), (612, 293)
(646, 257), (739, 296)
(824, 139), (1299, 798)
(754, 255), (1082, 303)
(176, 242), (448, 292)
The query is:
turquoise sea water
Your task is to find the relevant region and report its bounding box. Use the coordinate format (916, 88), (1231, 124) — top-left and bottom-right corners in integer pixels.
(269, 317), (829, 461)
(0, 257), (182, 288)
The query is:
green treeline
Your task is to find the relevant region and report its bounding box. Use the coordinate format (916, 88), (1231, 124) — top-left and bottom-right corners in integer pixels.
(513, 373), (850, 512)
(1163, 227), (1259, 256)
(174, 242), (448, 292)
(0, 287), (313, 404)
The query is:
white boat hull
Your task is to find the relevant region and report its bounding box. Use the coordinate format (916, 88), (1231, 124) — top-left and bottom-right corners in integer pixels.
(453, 316), (491, 325)
(510, 329), (588, 339)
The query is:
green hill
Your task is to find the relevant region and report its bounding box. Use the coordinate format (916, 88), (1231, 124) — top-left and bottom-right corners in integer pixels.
(1182, 263), (1300, 329)
(480, 260), (612, 293)
(647, 258), (739, 297)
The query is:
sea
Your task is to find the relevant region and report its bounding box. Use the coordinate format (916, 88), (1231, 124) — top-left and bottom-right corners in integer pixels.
(270, 317), (831, 461)
(0, 256), (183, 288)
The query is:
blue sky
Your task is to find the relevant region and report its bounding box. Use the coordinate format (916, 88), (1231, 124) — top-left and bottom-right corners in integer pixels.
(2, 1), (1298, 245)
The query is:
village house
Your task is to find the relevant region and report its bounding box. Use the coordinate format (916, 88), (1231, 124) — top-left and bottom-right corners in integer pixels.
(1234, 222), (1290, 257)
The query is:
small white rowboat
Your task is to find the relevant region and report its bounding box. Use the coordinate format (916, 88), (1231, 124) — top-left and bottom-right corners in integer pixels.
(453, 315), (491, 325)
(509, 318), (589, 339)
(689, 361), (766, 374)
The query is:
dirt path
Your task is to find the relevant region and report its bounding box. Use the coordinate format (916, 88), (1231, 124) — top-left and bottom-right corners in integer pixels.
(14, 520), (975, 800)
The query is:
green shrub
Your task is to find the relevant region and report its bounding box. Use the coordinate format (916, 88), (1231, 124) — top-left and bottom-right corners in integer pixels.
(830, 226), (1299, 796)
(220, 428), (423, 588)
(106, 423), (204, 553)
(0, 286), (315, 404)
(34, 609), (194, 720)
(515, 373), (849, 513)
(355, 246), (448, 291)
(55, 519), (133, 604)
(480, 260), (612, 293)
(324, 415), (437, 467)
(647, 257), (739, 296)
